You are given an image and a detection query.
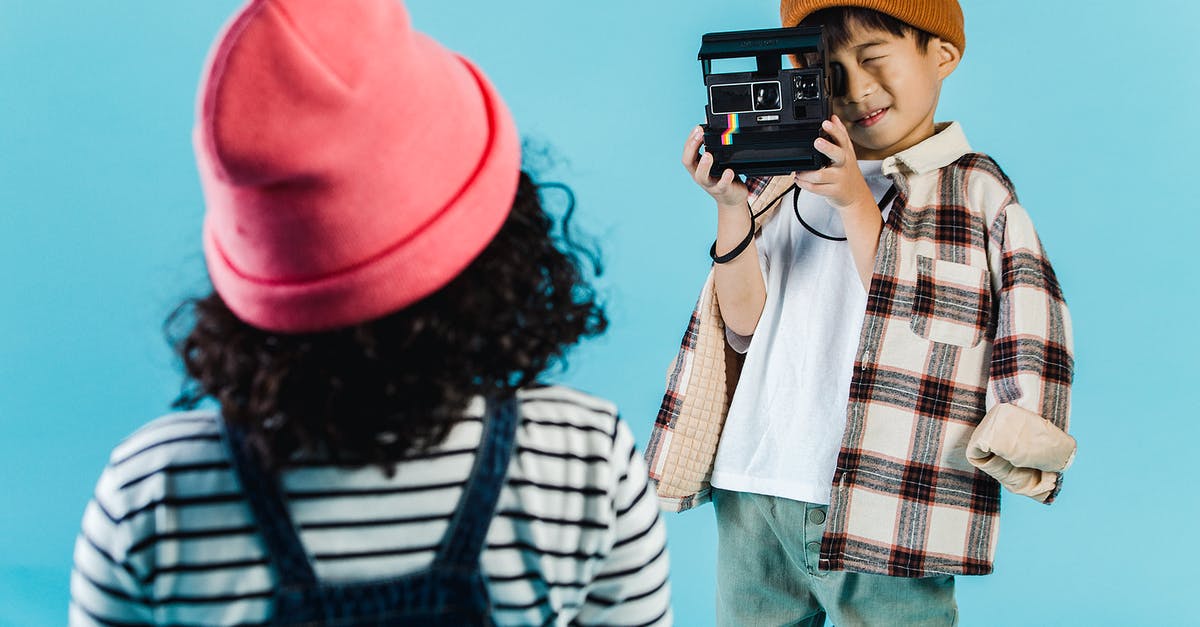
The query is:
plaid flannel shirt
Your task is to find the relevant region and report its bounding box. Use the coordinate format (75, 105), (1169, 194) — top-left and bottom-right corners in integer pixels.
(647, 122), (1075, 577)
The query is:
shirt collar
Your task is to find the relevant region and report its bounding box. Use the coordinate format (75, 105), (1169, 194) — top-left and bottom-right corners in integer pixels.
(881, 121), (971, 177)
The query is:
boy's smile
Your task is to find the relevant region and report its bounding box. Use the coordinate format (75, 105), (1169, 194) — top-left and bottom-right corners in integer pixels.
(825, 24), (960, 160)
(852, 107), (888, 128)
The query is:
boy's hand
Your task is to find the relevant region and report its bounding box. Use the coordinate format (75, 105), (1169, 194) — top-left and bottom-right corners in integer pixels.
(682, 125), (748, 210)
(793, 115), (876, 213)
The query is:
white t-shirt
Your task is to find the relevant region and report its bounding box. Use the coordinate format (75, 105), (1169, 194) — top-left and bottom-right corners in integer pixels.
(711, 161), (894, 505)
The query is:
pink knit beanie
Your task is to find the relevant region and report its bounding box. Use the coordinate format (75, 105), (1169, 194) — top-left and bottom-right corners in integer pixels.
(195, 0), (521, 333)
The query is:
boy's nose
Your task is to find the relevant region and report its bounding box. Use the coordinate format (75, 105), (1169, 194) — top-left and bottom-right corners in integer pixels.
(839, 68), (877, 103)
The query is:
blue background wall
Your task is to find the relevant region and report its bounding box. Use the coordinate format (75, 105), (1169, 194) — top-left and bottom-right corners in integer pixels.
(1, 1), (1195, 623)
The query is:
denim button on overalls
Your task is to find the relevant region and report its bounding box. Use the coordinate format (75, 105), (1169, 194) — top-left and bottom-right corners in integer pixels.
(224, 397), (518, 626)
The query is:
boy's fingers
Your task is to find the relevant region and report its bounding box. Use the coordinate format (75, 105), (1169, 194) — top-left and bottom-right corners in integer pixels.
(822, 117), (850, 147)
(695, 151), (716, 185)
(813, 137), (845, 167)
(682, 130), (704, 172)
(795, 177), (836, 196)
(828, 116), (855, 160)
(794, 169), (831, 186)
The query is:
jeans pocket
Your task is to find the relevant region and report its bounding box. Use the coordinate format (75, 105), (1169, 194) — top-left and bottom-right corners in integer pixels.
(909, 255), (991, 348)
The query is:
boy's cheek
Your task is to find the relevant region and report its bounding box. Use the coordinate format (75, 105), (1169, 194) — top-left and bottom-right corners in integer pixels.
(843, 128), (877, 154)
(833, 106), (859, 125)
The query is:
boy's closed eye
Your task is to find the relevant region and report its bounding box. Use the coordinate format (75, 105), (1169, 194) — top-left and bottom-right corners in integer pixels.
(853, 41), (895, 62)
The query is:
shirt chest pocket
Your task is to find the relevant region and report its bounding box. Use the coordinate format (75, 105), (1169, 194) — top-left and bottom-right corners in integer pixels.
(909, 255), (992, 348)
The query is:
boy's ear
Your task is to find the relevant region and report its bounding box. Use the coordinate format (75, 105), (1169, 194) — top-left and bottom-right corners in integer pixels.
(932, 37), (962, 80)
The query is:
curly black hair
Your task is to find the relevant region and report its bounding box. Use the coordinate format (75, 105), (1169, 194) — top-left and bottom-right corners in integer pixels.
(167, 170), (607, 474)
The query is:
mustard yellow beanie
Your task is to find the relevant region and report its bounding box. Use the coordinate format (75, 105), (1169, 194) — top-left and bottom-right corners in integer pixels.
(780, 0), (965, 55)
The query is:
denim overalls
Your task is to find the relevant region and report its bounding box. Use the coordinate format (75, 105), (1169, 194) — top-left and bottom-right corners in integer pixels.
(224, 398), (518, 626)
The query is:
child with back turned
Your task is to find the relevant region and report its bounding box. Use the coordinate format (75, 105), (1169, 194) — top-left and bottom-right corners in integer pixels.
(70, 1), (672, 624)
(650, 1), (1077, 624)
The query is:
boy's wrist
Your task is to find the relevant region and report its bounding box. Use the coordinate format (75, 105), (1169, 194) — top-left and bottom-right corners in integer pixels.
(716, 199), (748, 214)
(836, 187), (879, 216)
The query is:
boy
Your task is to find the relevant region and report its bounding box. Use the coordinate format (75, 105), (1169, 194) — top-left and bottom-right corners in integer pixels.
(653, 1), (1076, 624)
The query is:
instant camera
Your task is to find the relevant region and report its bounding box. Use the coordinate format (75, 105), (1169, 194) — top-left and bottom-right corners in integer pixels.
(699, 26), (844, 176)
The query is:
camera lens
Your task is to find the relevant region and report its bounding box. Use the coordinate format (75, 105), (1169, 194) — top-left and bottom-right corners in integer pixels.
(830, 63), (847, 98)
(753, 82), (781, 111)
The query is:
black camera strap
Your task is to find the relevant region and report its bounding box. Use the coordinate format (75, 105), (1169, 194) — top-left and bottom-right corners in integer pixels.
(793, 183), (897, 242)
(710, 182), (897, 262)
(709, 184), (795, 264)
(709, 225), (755, 264)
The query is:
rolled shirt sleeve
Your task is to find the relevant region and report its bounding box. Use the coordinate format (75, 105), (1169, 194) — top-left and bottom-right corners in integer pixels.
(982, 202), (1075, 504)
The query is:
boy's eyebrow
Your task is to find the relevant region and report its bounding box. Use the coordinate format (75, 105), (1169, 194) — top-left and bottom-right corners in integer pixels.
(853, 40), (890, 51)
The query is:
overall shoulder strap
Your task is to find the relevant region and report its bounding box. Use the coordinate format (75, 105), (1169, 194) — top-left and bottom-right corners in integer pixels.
(434, 396), (519, 570)
(222, 422), (319, 587)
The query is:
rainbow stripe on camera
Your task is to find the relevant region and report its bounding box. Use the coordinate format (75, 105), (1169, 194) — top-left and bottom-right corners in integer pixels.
(721, 113), (739, 145)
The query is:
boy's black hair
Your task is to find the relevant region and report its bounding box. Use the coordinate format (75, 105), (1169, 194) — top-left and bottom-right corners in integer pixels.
(167, 170), (607, 475)
(802, 7), (934, 52)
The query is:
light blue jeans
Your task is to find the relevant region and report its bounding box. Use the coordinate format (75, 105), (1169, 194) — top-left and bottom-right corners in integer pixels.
(713, 488), (957, 626)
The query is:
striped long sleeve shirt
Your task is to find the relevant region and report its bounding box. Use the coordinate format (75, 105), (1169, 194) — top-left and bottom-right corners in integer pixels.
(71, 385), (671, 626)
